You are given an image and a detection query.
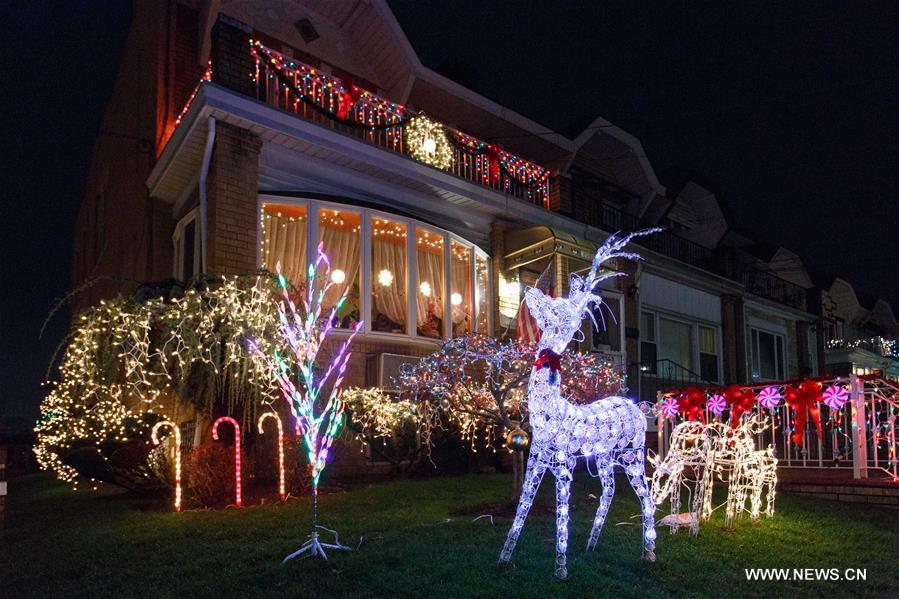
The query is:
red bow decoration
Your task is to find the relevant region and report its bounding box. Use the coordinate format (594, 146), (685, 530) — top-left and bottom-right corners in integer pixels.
(784, 379), (823, 446)
(679, 386), (706, 422)
(725, 384), (755, 427)
(336, 83), (364, 120)
(534, 349), (562, 385)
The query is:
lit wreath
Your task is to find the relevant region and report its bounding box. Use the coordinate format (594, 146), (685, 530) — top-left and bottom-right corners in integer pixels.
(405, 115), (453, 170)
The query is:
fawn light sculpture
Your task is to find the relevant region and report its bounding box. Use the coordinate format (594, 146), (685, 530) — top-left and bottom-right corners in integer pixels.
(498, 229), (660, 580)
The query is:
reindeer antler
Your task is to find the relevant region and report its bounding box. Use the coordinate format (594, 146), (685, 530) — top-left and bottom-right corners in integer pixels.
(582, 228), (663, 293)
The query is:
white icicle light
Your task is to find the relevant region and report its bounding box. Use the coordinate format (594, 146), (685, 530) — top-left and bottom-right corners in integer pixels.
(498, 229), (661, 580)
(650, 417), (777, 534)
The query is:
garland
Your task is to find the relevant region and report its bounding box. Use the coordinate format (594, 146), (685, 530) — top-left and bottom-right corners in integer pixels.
(250, 40), (409, 131)
(451, 130), (551, 191)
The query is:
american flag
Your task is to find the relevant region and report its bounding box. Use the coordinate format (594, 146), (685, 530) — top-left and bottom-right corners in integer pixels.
(515, 259), (556, 344)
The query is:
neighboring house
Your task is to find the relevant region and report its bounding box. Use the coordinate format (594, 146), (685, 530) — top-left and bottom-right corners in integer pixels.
(73, 0), (897, 461)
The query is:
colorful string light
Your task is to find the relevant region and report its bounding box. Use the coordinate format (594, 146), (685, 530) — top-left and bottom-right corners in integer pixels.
(150, 421), (181, 511)
(212, 416), (242, 507)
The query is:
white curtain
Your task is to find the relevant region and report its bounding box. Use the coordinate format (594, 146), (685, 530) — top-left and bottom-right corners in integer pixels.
(372, 237), (407, 328)
(416, 248), (444, 336)
(262, 212), (306, 288)
(451, 253), (471, 332)
(320, 225), (360, 310)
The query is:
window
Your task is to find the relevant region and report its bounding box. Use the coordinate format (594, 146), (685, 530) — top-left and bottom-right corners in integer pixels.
(451, 240), (472, 336)
(319, 209), (360, 328)
(590, 296), (622, 353)
(659, 317), (693, 371)
(371, 216), (407, 334)
(416, 228), (444, 338)
(751, 327), (786, 380)
(640, 310), (657, 373)
(173, 209), (200, 280)
(699, 325), (718, 382)
(261, 204), (307, 286)
(260, 198), (490, 340)
(641, 310), (721, 383)
(475, 255), (490, 334)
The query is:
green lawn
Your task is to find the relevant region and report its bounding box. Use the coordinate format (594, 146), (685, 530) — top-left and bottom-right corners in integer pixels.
(2, 472), (896, 598)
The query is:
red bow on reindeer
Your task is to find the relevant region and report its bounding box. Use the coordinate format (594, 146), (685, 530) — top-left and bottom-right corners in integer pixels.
(785, 379), (823, 447)
(534, 348), (562, 385)
(679, 386), (706, 422)
(725, 384), (756, 428)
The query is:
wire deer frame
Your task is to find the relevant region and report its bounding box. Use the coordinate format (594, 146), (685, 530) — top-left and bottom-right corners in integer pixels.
(498, 229), (661, 579)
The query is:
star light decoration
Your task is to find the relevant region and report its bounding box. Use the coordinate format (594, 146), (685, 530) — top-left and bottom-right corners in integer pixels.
(497, 230), (661, 580)
(248, 244), (360, 562)
(650, 417), (777, 533)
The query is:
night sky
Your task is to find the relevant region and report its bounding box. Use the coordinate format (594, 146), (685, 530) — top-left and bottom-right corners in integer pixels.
(2, 2), (898, 428)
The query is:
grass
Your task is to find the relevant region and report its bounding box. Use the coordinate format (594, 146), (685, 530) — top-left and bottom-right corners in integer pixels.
(2, 472), (896, 598)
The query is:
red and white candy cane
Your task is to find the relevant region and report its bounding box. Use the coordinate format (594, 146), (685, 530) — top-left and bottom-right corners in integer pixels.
(212, 416), (242, 507)
(151, 421), (181, 512)
(258, 412), (286, 500)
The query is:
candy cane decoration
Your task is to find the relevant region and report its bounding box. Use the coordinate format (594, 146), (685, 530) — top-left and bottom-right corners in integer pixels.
(151, 421), (181, 512)
(212, 416), (242, 507)
(258, 412), (286, 500)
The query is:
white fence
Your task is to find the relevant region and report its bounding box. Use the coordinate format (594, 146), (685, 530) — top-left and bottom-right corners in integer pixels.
(656, 375), (898, 480)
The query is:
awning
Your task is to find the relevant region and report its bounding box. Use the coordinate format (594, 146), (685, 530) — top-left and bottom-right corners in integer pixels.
(503, 226), (596, 271)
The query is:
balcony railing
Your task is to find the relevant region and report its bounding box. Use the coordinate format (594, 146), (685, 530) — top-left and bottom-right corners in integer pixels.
(246, 40), (550, 207)
(742, 270), (807, 311)
(826, 337), (899, 359)
(572, 198), (722, 274)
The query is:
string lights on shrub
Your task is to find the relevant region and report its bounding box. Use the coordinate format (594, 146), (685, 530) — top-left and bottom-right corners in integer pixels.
(496, 230), (660, 580)
(34, 276), (285, 487)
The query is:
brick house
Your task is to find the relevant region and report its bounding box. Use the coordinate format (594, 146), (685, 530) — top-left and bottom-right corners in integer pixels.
(73, 0), (898, 466)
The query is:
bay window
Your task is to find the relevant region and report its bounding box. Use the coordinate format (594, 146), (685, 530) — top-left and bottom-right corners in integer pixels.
(260, 197), (490, 340)
(371, 216), (407, 333)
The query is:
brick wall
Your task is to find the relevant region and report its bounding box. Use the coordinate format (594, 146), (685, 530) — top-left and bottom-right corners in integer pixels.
(780, 482), (899, 508)
(206, 121), (262, 275)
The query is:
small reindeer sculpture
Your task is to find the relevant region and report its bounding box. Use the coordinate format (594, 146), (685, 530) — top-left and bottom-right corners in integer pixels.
(498, 229), (660, 579)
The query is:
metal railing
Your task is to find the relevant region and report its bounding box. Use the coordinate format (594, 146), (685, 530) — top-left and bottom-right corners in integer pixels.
(742, 270), (807, 311)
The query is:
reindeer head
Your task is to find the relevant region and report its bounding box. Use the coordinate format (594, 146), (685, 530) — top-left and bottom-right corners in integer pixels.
(525, 228), (661, 354)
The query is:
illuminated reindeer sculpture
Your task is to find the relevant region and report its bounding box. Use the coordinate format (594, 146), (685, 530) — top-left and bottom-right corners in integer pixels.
(498, 230), (660, 580)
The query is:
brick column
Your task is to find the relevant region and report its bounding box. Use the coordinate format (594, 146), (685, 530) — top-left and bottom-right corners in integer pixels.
(721, 294), (747, 384)
(548, 173), (572, 214)
(206, 121), (262, 275)
(211, 15), (255, 97)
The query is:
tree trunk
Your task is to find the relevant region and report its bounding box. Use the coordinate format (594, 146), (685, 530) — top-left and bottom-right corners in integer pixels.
(511, 449), (525, 498)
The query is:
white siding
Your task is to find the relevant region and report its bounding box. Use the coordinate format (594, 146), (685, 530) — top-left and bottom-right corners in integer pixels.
(641, 273), (721, 323)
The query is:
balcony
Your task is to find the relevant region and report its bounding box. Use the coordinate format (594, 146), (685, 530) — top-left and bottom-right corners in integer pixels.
(826, 337), (899, 360)
(741, 270), (807, 311)
(202, 21), (551, 208)
(571, 197), (723, 274)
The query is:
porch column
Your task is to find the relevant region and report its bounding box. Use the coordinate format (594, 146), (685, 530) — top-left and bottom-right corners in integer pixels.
(850, 374), (868, 479)
(206, 121), (262, 275)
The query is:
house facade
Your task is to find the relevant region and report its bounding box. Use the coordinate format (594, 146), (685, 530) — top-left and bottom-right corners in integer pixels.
(74, 0), (899, 460)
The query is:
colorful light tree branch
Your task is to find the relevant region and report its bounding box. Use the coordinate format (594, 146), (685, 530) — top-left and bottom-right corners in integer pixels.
(258, 412), (286, 500)
(249, 243), (361, 562)
(151, 421), (181, 511)
(212, 416), (242, 507)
